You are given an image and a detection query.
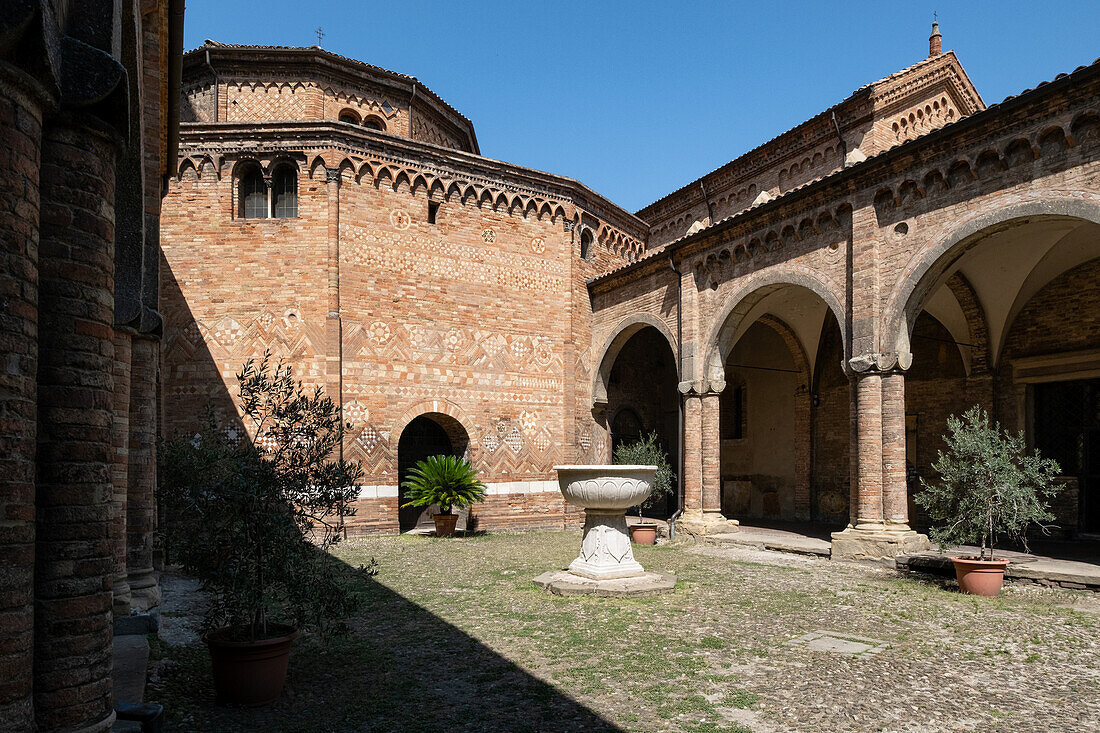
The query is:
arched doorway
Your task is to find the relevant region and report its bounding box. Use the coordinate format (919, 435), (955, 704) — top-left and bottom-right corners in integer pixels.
(892, 213), (1100, 538)
(604, 326), (680, 518)
(397, 413), (470, 532)
(709, 279), (847, 527)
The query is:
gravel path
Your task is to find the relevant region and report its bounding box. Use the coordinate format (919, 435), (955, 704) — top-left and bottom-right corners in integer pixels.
(148, 532), (1100, 732)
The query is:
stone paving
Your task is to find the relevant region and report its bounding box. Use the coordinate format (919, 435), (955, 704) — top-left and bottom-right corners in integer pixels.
(147, 532), (1100, 732)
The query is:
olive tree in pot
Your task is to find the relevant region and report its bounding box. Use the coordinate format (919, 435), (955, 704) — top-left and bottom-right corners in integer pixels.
(915, 405), (1062, 597)
(614, 431), (676, 545)
(159, 354), (374, 705)
(401, 454), (486, 537)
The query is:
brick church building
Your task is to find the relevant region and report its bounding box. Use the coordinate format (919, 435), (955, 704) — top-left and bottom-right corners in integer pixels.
(162, 25), (1100, 558)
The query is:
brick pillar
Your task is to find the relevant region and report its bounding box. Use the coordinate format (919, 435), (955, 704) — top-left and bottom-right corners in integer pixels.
(848, 374), (859, 526)
(35, 120), (117, 733)
(854, 371), (884, 529)
(127, 336), (160, 610)
(110, 330), (133, 613)
(0, 70), (44, 732)
(682, 393), (702, 516)
(881, 371), (910, 529)
(832, 367), (929, 560)
(700, 391), (722, 516)
(793, 387), (811, 520)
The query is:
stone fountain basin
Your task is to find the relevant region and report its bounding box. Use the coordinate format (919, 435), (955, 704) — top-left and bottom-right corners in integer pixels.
(552, 465), (656, 511)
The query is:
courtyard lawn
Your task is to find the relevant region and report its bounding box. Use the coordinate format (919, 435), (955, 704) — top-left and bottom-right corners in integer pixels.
(150, 532), (1100, 732)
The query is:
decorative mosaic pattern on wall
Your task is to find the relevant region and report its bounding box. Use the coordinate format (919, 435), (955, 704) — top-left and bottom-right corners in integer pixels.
(342, 223), (566, 294)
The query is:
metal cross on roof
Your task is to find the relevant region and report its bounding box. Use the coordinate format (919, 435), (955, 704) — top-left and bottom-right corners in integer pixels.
(315, 27), (325, 46)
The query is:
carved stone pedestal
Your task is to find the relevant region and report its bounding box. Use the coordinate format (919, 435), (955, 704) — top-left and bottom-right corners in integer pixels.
(535, 465), (676, 597)
(569, 510), (645, 579)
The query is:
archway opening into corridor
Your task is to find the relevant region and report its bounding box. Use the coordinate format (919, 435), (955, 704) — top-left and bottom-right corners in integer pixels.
(605, 326), (680, 519)
(711, 281), (847, 527)
(894, 212), (1100, 538)
(397, 413), (470, 532)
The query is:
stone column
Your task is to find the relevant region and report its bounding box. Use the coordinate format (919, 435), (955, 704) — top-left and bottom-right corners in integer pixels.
(881, 371), (910, 529)
(35, 120), (118, 733)
(0, 65), (45, 732)
(127, 335), (160, 610)
(110, 330), (133, 614)
(832, 366), (928, 560)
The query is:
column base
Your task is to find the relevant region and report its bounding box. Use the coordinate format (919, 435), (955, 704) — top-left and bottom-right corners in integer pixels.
(676, 511), (739, 538)
(127, 567), (160, 611)
(830, 527), (930, 562)
(111, 572), (132, 616)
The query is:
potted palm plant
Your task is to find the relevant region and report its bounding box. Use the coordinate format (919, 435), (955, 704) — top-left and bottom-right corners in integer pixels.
(401, 454), (486, 537)
(159, 354), (373, 705)
(915, 405), (1062, 596)
(614, 431), (676, 545)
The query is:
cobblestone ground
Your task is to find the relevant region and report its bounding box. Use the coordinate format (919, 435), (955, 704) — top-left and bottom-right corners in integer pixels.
(149, 532), (1100, 732)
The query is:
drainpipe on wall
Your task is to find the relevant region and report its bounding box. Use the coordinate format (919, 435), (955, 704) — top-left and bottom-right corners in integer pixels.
(831, 111), (847, 165)
(204, 48), (219, 122)
(668, 251), (685, 540)
(699, 181), (716, 224)
(165, 0), (184, 182)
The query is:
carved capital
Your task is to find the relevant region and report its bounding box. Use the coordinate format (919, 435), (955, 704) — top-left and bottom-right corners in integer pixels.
(848, 352), (911, 375)
(325, 166), (342, 184)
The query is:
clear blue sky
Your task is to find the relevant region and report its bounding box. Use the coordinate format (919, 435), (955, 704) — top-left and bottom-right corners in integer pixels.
(183, 1), (1100, 212)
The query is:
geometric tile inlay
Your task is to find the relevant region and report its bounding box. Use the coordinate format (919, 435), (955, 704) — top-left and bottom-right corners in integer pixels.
(504, 426), (524, 453)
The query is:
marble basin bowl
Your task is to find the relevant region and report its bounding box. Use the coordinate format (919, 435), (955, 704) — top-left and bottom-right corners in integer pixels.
(553, 465), (656, 511)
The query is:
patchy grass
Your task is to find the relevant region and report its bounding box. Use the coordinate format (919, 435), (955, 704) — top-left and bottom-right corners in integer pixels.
(149, 532), (1100, 732)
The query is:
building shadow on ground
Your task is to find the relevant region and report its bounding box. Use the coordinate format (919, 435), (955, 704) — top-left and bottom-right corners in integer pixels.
(153, 544), (622, 732)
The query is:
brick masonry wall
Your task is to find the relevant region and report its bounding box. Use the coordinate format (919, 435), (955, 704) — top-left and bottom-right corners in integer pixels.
(161, 146), (636, 532)
(0, 73), (43, 731)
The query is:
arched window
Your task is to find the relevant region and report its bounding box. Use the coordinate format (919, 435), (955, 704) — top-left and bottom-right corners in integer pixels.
(238, 165), (267, 219)
(579, 229), (594, 260)
(363, 115), (385, 131)
(272, 165), (297, 218)
(338, 109), (360, 125)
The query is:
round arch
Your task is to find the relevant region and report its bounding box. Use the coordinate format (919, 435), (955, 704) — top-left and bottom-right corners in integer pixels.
(392, 398), (475, 445)
(592, 314), (678, 406)
(702, 267), (847, 387)
(881, 198), (1100, 360)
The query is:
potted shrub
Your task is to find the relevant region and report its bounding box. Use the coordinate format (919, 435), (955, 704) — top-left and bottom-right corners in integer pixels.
(915, 405), (1062, 597)
(613, 431), (676, 545)
(159, 354), (372, 705)
(401, 454), (486, 537)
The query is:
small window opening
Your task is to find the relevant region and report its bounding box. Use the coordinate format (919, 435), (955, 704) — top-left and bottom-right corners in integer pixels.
(272, 166), (297, 218)
(427, 200), (440, 224)
(239, 167), (267, 219)
(363, 116), (385, 131)
(339, 109), (360, 125)
(579, 229), (593, 260)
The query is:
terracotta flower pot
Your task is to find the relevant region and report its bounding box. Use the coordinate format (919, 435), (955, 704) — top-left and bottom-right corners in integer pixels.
(629, 522), (658, 545)
(203, 624), (298, 706)
(951, 556), (1010, 596)
(433, 513), (459, 537)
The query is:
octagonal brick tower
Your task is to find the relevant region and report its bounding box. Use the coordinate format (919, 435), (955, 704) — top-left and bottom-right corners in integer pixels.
(162, 43), (648, 534)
